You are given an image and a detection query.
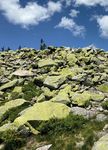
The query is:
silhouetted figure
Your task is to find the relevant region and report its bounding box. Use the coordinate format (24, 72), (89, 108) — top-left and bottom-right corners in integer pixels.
(1, 47), (5, 52)
(18, 45), (21, 50)
(7, 47), (11, 51)
(40, 38), (47, 50)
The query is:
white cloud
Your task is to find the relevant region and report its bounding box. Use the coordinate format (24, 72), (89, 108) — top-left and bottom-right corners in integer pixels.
(63, 0), (108, 7)
(74, 0), (108, 7)
(64, 0), (72, 6)
(60, 0), (72, 6)
(55, 17), (85, 37)
(69, 9), (79, 18)
(97, 15), (108, 38)
(0, 0), (62, 28)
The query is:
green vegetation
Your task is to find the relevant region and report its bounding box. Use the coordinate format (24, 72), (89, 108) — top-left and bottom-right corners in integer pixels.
(0, 113), (107, 150)
(37, 114), (86, 134)
(35, 114), (106, 150)
(102, 101), (108, 110)
(22, 81), (42, 101)
(0, 129), (26, 150)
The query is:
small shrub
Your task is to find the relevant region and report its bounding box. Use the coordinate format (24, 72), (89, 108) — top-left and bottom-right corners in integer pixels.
(38, 114), (86, 135)
(81, 129), (95, 150)
(102, 101), (108, 110)
(0, 130), (25, 150)
(22, 81), (42, 101)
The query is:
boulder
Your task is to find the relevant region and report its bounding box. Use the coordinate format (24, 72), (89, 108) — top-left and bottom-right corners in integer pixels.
(42, 87), (56, 98)
(97, 83), (108, 93)
(72, 91), (91, 106)
(36, 144), (52, 150)
(34, 75), (47, 87)
(44, 75), (66, 89)
(0, 79), (18, 91)
(92, 134), (108, 150)
(91, 92), (105, 101)
(37, 93), (45, 102)
(12, 86), (22, 93)
(96, 114), (108, 122)
(71, 73), (86, 82)
(71, 107), (96, 119)
(12, 69), (34, 77)
(59, 67), (76, 78)
(50, 85), (71, 104)
(38, 59), (57, 68)
(67, 53), (77, 66)
(0, 99), (26, 119)
(13, 101), (71, 127)
(50, 91), (69, 104)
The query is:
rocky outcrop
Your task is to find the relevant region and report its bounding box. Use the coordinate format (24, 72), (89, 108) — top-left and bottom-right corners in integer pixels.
(0, 46), (108, 149)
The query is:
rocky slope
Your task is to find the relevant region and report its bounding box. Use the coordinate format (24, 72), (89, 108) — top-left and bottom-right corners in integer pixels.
(0, 46), (108, 149)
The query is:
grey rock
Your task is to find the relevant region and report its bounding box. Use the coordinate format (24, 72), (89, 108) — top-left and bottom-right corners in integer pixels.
(96, 114), (108, 122)
(71, 107), (97, 119)
(36, 144), (52, 150)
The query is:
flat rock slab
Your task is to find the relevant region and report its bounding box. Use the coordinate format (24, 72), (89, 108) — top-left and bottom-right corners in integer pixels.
(0, 99), (26, 119)
(44, 75), (66, 89)
(14, 101), (71, 127)
(0, 79), (18, 91)
(12, 69), (34, 77)
(38, 59), (57, 68)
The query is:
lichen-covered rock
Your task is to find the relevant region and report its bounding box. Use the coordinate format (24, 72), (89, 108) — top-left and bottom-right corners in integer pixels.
(50, 91), (69, 104)
(42, 87), (56, 98)
(97, 83), (108, 93)
(44, 75), (66, 89)
(0, 79), (18, 91)
(37, 93), (45, 102)
(13, 101), (71, 127)
(12, 69), (34, 77)
(0, 46), (108, 148)
(0, 99), (26, 119)
(72, 91), (91, 106)
(90, 92), (105, 101)
(92, 134), (108, 150)
(59, 67), (76, 78)
(38, 59), (57, 68)
(12, 86), (22, 93)
(50, 85), (71, 104)
(67, 53), (77, 66)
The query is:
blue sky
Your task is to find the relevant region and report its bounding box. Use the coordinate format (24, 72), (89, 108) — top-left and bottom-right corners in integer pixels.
(0, 0), (108, 50)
